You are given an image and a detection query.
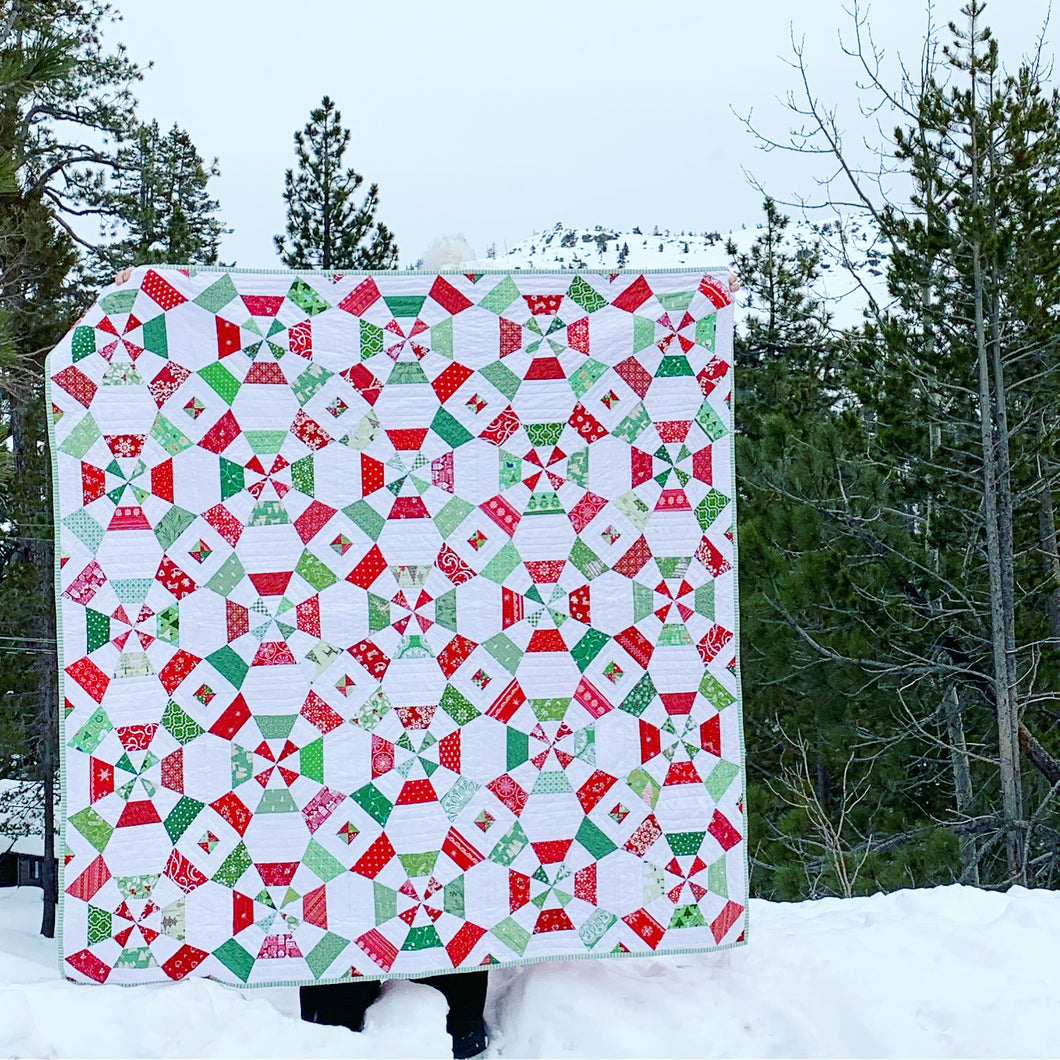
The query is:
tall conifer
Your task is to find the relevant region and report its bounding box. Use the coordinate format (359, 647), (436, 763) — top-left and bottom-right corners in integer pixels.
(746, 2), (1060, 890)
(275, 96), (398, 270)
(856, 4), (1060, 885)
(731, 204), (947, 898)
(0, 0), (140, 936)
(99, 120), (227, 269)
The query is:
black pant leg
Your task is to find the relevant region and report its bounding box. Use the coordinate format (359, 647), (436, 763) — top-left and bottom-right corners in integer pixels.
(417, 970), (489, 1023)
(299, 979), (382, 1031)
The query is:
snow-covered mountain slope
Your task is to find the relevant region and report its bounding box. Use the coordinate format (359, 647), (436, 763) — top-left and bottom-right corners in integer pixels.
(2, 884), (1058, 1058)
(471, 216), (892, 330)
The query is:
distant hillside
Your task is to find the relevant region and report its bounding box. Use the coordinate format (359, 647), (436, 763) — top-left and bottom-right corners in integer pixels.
(476, 216), (892, 329)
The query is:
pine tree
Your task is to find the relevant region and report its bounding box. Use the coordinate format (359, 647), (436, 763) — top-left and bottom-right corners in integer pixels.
(0, 0), (141, 937)
(845, 4), (1060, 887)
(274, 96), (398, 270)
(99, 120), (227, 269)
(747, 3), (1060, 890)
(3, 1), (142, 249)
(729, 204), (949, 899)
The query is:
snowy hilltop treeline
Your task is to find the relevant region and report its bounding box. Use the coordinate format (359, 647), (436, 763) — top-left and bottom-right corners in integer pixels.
(433, 215), (891, 330)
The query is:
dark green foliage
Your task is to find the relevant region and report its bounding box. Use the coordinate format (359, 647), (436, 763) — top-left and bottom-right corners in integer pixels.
(2, 1), (141, 244)
(0, 0), (143, 937)
(275, 96), (398, 271)
(732, 203), (960, 899)
(96, 120), (228, 270)
(737, 6), (1060, 897)
(858, 5), (1060, 887)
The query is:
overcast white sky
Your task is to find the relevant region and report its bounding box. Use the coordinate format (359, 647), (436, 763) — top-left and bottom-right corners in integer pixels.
(110, 0), (1055, 267)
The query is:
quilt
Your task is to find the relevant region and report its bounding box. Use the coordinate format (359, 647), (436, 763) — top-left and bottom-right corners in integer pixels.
(49, 267), (745, 986)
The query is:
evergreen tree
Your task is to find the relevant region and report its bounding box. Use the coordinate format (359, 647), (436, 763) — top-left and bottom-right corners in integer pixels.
(3, 1), (141, 248)
(274, 96), (398, 270)
(730, 204), (953, 899)
(98, 120), (227, 270)
(743, 3), (1060, 892)
(0, 0), (140, 937)
(861, 5), (1060, 886)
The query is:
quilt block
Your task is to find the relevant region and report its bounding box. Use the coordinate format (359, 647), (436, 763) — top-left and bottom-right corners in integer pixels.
(49, 267), (745, 985)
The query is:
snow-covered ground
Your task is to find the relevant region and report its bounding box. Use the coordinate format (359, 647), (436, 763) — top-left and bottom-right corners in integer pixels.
(1, 884), (1057, 1058)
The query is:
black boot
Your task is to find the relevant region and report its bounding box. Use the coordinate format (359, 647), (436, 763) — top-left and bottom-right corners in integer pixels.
(446, 1016), (489, 1059)
(418, 970), (490, 1058)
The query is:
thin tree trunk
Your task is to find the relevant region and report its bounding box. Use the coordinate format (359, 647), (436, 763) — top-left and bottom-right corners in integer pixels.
(40, 659), (56, 939)
(1018, 721), (1060, 786)
(973, 242), (1024, 883)
(917, 118), (981, 885)
(34, 405), (57, 938)
(943, 683), (979, 884)
(989, 280), (1021, 762)
(968, 22), (1024, 883)
(322, 119), (331, 271)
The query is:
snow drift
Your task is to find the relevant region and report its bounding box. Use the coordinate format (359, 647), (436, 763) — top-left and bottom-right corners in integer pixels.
(1, 883), (1057, 1058)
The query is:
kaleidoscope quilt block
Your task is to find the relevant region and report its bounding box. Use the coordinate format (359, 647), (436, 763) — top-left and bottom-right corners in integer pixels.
(50, 267), (745, 986)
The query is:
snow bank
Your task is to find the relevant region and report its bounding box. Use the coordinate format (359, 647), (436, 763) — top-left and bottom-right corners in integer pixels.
(1, 885), (1057, 1058)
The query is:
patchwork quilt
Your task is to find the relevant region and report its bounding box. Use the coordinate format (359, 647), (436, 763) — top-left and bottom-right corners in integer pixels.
(49, 267), (745, 986)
